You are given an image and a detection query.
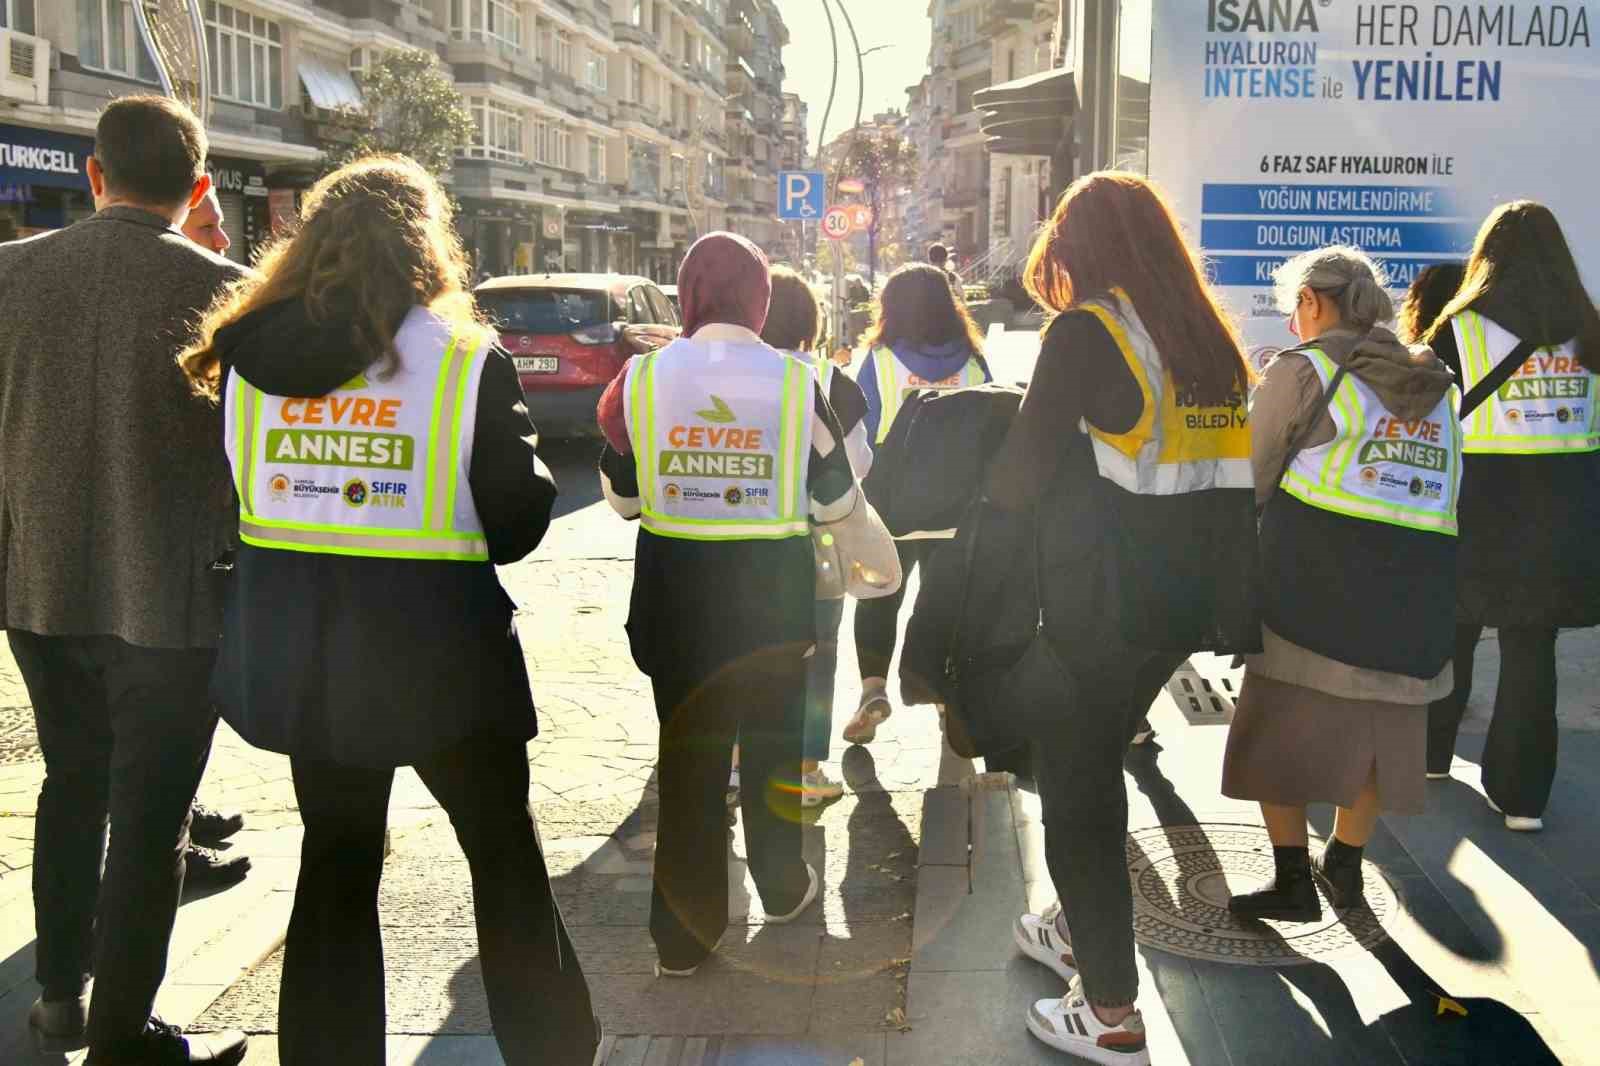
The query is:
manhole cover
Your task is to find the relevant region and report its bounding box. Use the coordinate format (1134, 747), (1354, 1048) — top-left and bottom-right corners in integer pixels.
(1127, 824), (1396, 966)
(0, 705), (39, 765)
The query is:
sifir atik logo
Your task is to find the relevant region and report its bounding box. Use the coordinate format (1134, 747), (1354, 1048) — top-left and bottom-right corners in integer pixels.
(1207, 0), (1321, 33)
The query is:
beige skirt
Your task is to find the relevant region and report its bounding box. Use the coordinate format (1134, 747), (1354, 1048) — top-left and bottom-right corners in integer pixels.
(1221, 672), (1427, 815)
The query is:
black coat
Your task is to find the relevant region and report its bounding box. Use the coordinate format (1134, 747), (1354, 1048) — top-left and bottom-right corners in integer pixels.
(210, 300), (557, 767)
(1435, 325), (1600, 628)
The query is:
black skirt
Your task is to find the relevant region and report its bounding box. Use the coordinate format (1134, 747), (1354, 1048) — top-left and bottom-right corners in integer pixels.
(1455, 451), (1600, 628)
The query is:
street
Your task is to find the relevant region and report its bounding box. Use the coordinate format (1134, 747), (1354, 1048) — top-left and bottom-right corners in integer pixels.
(0, 439), (1598, 1065)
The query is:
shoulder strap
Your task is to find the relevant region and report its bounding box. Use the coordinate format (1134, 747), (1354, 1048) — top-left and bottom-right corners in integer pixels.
(1459, 339), (1538, 420)
(1271, 349), (1349, 499)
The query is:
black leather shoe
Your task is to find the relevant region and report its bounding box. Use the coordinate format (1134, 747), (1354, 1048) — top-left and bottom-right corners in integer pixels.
(29, 992), (88, 1054)
(184, 845), (251, 889)
(86, 1020), (248, 1065)
(189, 804), (244, 848)
(1230, 847), (1322, 923)
(1314, 843), (1366, 910)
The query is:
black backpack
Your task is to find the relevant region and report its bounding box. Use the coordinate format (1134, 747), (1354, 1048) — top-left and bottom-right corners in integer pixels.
(862, 383), (1025, 538)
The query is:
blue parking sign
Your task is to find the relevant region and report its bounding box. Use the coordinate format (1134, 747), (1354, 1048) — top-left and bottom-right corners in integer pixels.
(777, 171), (825, 220)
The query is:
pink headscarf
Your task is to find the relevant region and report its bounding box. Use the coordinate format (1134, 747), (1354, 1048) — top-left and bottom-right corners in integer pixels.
(677, 231), (771, 337)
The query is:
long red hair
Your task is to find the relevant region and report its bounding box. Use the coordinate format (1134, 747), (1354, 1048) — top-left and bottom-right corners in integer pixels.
(1024, 172), (1247, 405)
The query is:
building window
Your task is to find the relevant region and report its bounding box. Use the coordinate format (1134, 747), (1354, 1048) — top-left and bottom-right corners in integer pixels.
(669, 154), (685, 194)
(464, 98), (525, 162)
(587, 134), (606, 182)
(630, 0), (641, 26)
(630, 138), (662, 199)
(628, 59), (643, 102)
(450, 0), (522, 50)
(205, 2), (282, 109)
(994, 165), (1012, 238)
(533, 121), (571, 169)
(552, 30), (573, 76)
(77, 0), (159, 78)
(584, 49), (607, 91)
(2, 0), (35, 33)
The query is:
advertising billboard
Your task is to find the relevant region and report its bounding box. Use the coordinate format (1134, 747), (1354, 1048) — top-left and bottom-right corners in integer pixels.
(1148, 0), (1600, 349)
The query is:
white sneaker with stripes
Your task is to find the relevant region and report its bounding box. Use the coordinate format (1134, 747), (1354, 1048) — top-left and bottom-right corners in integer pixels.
(1027, 976), (1150, 1065)
(1013, 900), (1079, 983)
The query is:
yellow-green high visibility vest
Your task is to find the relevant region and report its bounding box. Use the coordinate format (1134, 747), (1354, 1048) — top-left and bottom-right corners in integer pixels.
(1279, 347), (1462, 535)
(1077, 291), (1253, 495)
(624, 337), (815, 541)
(1452, 310), (1600, 454)
(224, 307), (490, 561)
(871, 346), (985, 443)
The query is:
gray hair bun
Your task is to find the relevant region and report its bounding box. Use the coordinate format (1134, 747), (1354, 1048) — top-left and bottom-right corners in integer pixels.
(1272, 245), (1395, 331)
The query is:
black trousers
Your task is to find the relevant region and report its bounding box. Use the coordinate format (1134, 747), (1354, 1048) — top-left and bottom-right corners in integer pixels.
(1031, 650), (1185, 1009)
(650, 648), (809, 970)
(1427, 623), (1560, 817)
(10, 631), (218, 1050)
(281, 738), (596, 1066)
(854, 539), (940, 682)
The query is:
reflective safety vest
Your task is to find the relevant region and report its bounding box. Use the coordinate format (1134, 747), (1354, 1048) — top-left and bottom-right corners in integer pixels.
(224, 307), (490, 561)
(1279, 347), (1462, 536)
(1077, 292), (1253, 495)
(871, 346), (985, 443)
(624, 337), (815, 541)
(808, 351), (835, 393)
(1452, 310), (1600, 455)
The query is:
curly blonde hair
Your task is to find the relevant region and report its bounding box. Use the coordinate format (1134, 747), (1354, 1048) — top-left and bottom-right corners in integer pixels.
(180, 155), (488, 398)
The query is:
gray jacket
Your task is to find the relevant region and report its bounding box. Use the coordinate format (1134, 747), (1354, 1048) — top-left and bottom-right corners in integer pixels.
(0, 206), (248, 648)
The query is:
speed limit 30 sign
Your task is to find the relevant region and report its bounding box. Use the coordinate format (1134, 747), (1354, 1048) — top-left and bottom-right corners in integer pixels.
(821, 206), (853, 241)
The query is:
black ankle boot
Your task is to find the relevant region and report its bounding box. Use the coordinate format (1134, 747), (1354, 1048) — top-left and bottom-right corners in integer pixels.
(1229, 846), (1322, 922)
(1314, 838), (1366, 910)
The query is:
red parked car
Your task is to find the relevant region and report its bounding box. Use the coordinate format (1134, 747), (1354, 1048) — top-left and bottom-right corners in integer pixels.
(475, 273), (679, 438)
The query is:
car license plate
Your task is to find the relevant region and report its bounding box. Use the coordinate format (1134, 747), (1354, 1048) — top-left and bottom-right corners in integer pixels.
(515, 356), (559, 374)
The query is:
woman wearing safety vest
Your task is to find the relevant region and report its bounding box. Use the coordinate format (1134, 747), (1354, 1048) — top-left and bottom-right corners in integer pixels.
(987, 172), (1258, 1064)
(844, 263), (991, 745)
(595, 233), (868, 976)
(761, 266), (872, 806)
(178, 158), (597, 1064)
(1423, 201), (1600, 831)
(1223, 246), (1462, 923)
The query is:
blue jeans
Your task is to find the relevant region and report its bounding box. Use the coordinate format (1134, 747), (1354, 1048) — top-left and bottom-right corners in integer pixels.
(806, 599), (846, 762)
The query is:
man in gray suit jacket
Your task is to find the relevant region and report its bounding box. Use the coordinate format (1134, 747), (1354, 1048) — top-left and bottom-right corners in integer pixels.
(0, 96), (248, 1065)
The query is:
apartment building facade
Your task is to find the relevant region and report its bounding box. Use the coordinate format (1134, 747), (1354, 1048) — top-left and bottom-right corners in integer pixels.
(0, 0), (791, 280)
(903, 0), (1056, 280)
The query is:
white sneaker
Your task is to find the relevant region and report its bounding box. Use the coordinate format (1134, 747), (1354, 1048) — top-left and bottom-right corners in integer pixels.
(842, 691), (892, 744)
(1425, 772), (1450, 780)
(1026, 976), (1150, 1065)
(1486, 794), (1543, 832)
(726, 767), (740, 808)
(764, 863), (820, 924)
(1014, 900), (1079, 982)
(653, 960), (699, 978)
(801, 767), (844, 808)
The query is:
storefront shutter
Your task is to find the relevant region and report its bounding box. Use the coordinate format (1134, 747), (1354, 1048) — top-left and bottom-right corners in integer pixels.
(219, 191), (246, 263)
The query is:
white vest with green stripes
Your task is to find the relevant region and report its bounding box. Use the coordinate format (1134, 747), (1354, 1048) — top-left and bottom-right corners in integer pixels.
(871, 346), (985, 443)
(624, 337), (814, 541)
(224, 306), (490, 561)
(1280, 347), (1462, 535)
(1451, 310), (1600, 455)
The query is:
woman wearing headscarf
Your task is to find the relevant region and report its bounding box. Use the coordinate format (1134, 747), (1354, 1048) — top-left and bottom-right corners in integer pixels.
(1224, 245), (1462, 921)
(1422, 201), (1600, 831)
(595, 234), (861, 976)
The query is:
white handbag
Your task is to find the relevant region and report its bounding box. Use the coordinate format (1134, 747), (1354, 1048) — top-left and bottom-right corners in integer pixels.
(813, 486), (902, 600)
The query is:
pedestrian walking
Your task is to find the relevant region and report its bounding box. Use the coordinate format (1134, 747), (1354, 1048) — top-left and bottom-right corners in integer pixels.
(847, 263), (991, 744)
(1223, 246), (1462, 921)
(990, 172), (1258, 1065)
(181, 187), (232, 258)
(0, 96), (250, 1064)
(1421, 201), (1600, 830)
(927, 241), (963, 291)
(180, 156), (597, 1066)
(761, 265), (873, 807)
(596, 233), (871, 977)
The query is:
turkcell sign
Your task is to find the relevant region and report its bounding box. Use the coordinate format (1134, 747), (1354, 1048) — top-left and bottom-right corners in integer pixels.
(1149, 0), (1600, 348)
(0, 125), (93, 192)
(777, 170), (825, 220)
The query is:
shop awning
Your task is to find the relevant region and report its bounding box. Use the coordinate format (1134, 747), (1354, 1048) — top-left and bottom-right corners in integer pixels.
(973, 66), (1077, 156)
(299, 54), (362, 111)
